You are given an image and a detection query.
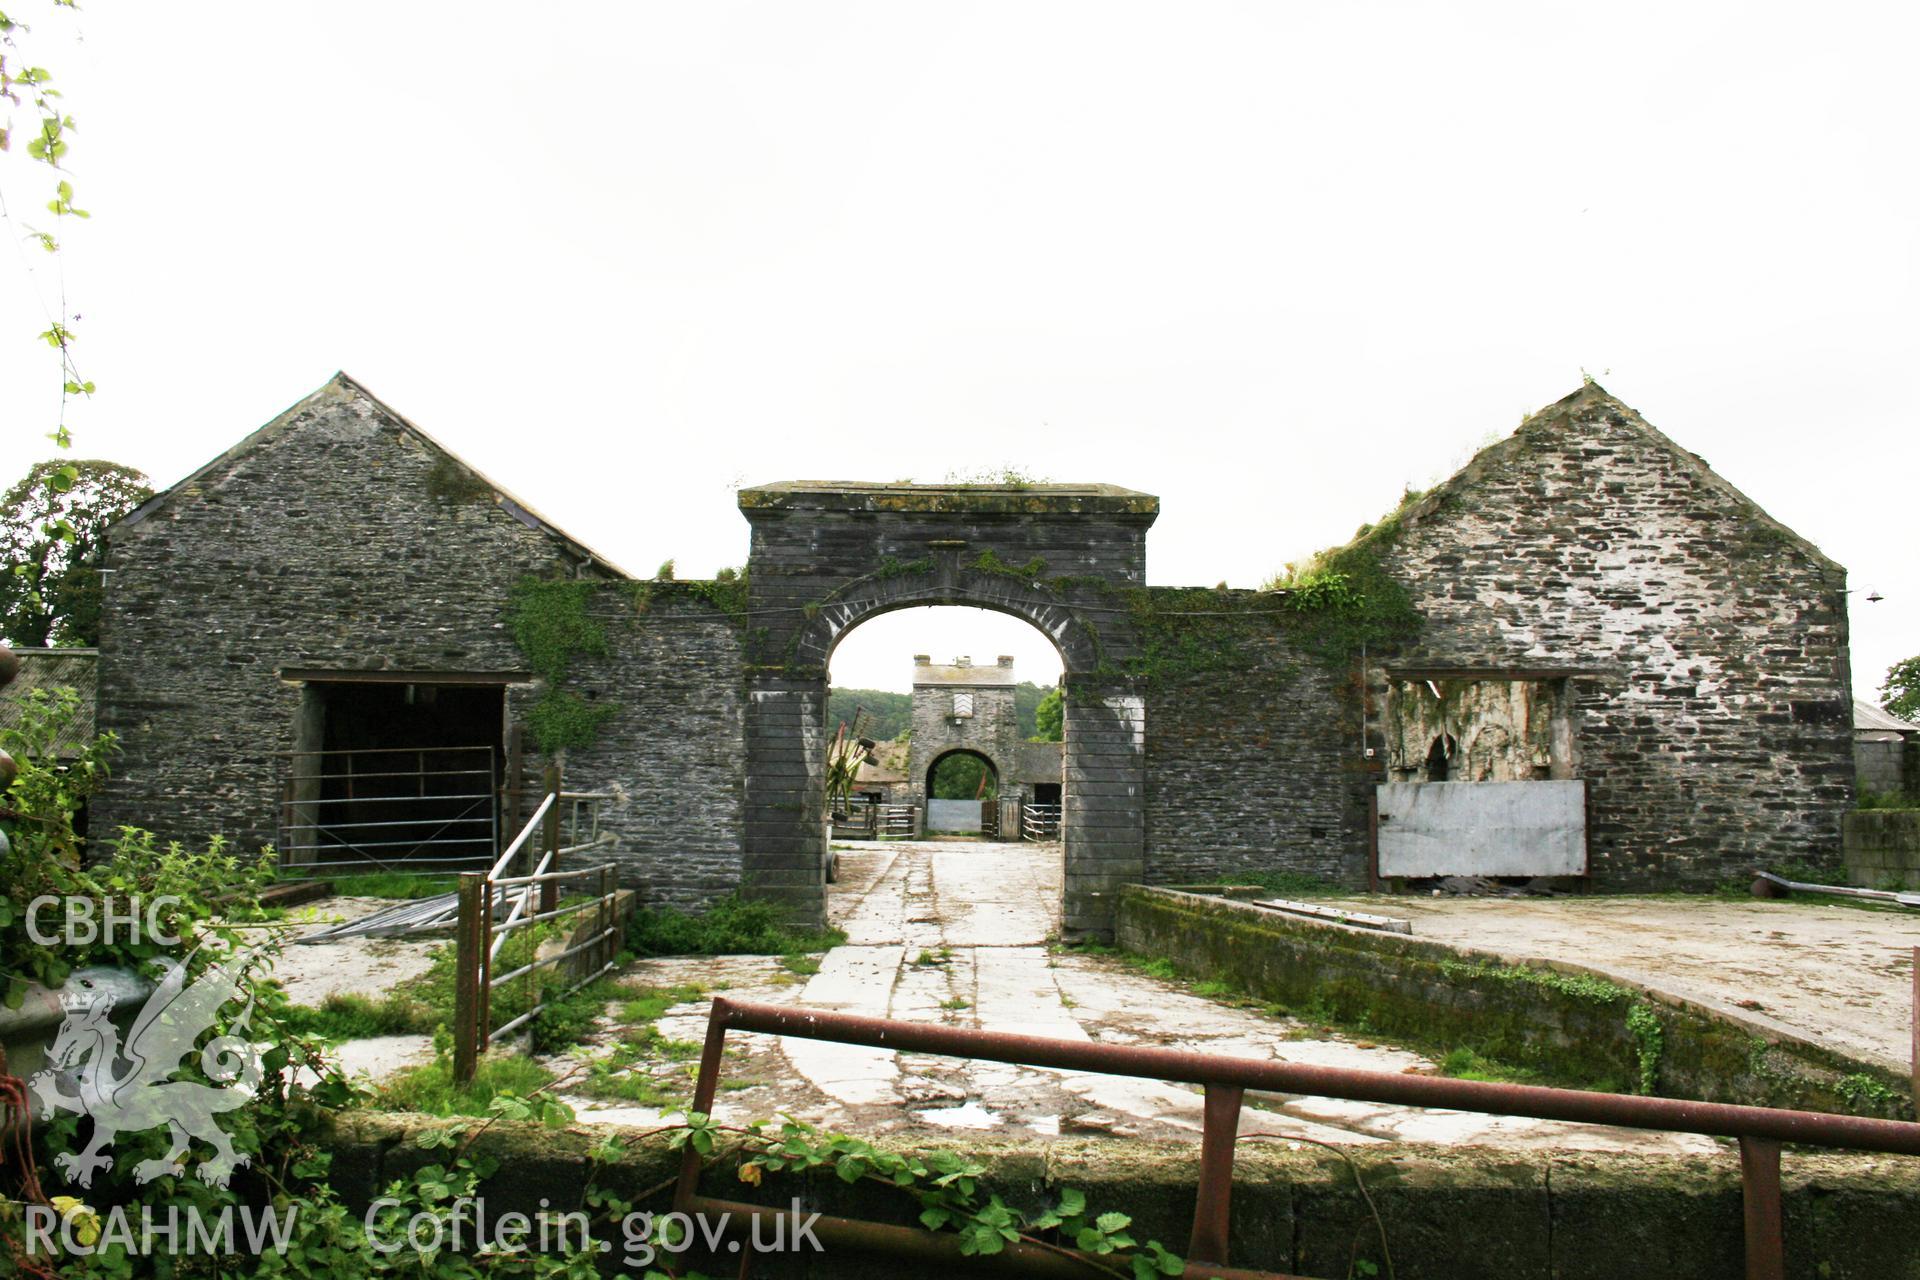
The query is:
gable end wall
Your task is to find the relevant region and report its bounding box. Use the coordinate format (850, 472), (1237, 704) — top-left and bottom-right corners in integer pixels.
(1370, 389), (1853, 887)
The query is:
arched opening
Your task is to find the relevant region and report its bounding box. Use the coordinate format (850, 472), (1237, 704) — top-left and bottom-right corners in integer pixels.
(924, 749), (1000, 834)
(736, 482), (1158, 937)
(823, 604), (1065, 849)
(928, 748), (1000, 801)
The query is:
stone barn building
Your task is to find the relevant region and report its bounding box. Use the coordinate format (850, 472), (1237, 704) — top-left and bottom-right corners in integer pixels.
(90, 375), (1855, 930)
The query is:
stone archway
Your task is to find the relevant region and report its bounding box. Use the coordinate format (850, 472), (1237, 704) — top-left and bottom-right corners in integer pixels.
(923, 747), (1000, 833)
(735, 481), (1158, 937)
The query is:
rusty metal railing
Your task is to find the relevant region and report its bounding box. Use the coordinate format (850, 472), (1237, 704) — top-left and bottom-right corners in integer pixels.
(674, 997), (1920, 1279)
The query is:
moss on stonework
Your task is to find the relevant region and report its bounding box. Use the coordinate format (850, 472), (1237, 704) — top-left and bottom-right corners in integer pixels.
(509, 578), (615, 752)
(1105, 489), (1424, 686)
(510, 572), (755, 751)
(510, 579), (608, 684)
(875, 555), (934, 580)
(971, 549), (1047, 580)
(1117, 888), (1915, 1119)
(624, 568), (751, 620)
(425, 456), (495, 505)
(526, 689), (615, 752)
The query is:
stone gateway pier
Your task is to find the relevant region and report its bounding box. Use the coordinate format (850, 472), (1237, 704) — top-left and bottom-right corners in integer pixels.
(91, 377), (1854, 932)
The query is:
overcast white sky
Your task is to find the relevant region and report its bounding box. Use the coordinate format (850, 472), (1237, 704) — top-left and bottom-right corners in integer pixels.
(2, 1), (1912, 695)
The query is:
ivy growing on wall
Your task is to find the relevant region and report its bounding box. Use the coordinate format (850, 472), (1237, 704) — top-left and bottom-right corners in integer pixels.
(1113, 513), (1423, 686)
(510, 570), (758, 752)
(624, 566), (751, 620)
(509, 577), (615, 752)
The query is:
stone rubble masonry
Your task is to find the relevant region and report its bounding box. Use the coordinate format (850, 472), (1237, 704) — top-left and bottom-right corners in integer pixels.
(92, 375), (746, 904)
(324, 1110), (1920, 1280)
(1143, 643), (1366, 886)
(90, 375), (1854, 923)
(1843, 810), (1920, 890)
(1369, 383), (1853, 890)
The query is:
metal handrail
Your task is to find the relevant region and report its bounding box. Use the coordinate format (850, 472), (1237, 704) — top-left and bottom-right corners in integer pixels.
(487, 791), (556, 879)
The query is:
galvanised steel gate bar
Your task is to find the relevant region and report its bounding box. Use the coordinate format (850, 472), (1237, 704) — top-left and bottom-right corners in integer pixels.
(676, 997), (1920, 1279)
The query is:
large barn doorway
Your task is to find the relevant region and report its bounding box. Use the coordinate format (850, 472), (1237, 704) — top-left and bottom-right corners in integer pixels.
(280, 676), (507, 874)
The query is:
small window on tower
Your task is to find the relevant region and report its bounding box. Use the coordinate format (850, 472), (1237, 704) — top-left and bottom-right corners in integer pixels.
(952, 693), (974, 718)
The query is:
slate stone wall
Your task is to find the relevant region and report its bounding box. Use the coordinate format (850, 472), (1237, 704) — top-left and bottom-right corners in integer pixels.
(737, 485), (1158, 931)
(93, 377), (746, 899)
(90, 376), (1854, 922)
(906, 663), (1025, 804)
(539, 601), (747, 908)
(1367, 384), (1854, 889)
(1855, 738), (1912, 796)
(1142, 639), (1370, 887)
(1842, 810), (1920, 890)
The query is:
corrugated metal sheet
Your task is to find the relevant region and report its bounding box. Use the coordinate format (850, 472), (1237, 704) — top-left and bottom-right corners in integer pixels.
(1853, 697), (1919, 738)
(0, 648), (97, 757)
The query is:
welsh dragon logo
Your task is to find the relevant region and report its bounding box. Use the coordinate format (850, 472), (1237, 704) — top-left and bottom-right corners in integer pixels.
(28, 946), (264, 1189)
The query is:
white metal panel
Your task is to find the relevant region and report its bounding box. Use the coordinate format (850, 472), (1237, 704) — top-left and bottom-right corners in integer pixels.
(1375, 780), (1587, 877)
(926, 798), (983, 832)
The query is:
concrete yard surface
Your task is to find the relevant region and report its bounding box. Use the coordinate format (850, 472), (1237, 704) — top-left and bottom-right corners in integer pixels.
(559, 841), (1712, 1154)
(1317, 891), (1920, 1071)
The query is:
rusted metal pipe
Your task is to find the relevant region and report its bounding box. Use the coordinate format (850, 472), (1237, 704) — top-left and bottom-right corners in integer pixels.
(674, 998), (1920, 1279)
(683, 1194), (1295, 1279)
(1739, 1137), (1784, 1280)
(1189, 1083), (1244, 1264)
(705, 997), (1920, 1154)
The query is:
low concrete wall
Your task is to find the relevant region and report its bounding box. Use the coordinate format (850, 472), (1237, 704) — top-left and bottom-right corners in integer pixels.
(1116, 886), (1913, 1120)
(324, 1110), (1920, 1279)
(1844, 810), (1920, 889)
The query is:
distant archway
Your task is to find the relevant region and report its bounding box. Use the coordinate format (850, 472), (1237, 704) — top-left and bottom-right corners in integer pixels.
(927, 747), (1000, 801)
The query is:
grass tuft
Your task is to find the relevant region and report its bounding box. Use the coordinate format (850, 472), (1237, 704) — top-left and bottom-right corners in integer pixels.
(627, 894), (845, 957)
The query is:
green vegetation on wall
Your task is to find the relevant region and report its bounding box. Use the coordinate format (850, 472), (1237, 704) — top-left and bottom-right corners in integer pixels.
(625, 565), (751, 619)
(508, 577), (615, 752)
(509, 570), (753, 752)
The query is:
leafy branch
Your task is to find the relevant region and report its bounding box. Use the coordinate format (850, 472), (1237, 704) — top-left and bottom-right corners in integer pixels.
(1, 3), (95, 556)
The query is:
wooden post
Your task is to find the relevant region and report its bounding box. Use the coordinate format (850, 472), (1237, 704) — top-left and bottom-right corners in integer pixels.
(599, 864), (616, 970)
(504, 724), (524, 840)
(478, 877), (494, 1054)
(1911, 945), (1918, 1112)
(1367, 786), (1380, 893)
(540, 765), (562, 915)
(453, 873), (484, 1084)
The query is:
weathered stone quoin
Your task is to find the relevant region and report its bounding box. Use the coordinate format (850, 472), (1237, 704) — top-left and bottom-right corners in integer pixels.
(89, 377), (1853, 931)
